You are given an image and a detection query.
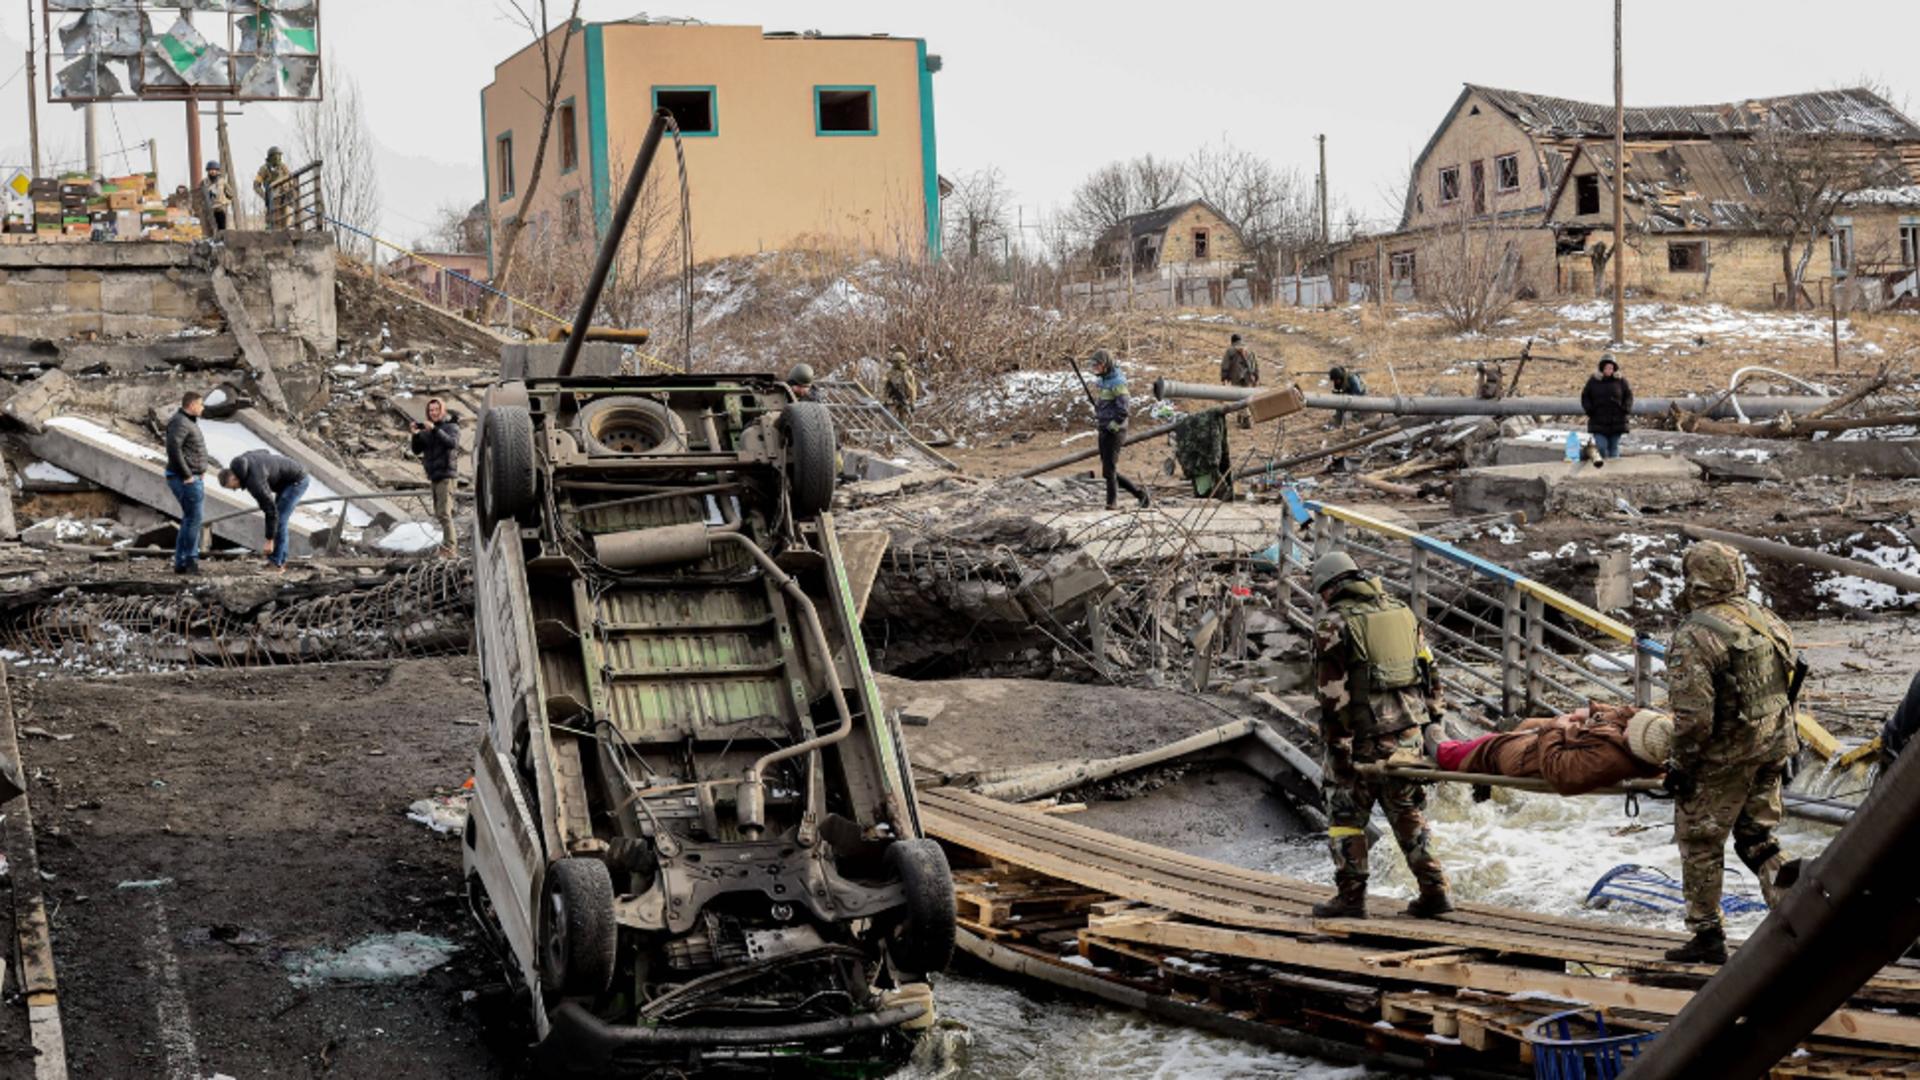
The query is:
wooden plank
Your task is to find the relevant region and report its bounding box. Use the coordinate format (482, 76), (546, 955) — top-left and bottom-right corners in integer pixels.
(1083, 917), (1920, 1049)
(1362, 944), (1473, 969)
(836, 529), (890, 622)
(0, 667), (67, 1080)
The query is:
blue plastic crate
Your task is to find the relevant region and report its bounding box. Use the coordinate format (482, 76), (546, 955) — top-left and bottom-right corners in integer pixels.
(1529, 1008), (1657, 1080)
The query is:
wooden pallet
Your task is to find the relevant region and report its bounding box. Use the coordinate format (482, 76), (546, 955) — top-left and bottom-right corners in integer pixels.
(952, 869), (1108, 938)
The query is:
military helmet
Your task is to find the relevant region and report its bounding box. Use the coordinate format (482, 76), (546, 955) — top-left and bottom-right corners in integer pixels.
(268, 145), (283, 158)
(786, 363), (815, 386)
(1311, 551), (1362, 593)
(1682, 540), (1747, 604)
(888, 347), (909, 367)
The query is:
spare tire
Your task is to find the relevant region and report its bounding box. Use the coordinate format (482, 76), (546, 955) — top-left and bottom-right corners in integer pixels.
(782, 401), (836, 521)
(884, 838), (955, 976)
(578, 396), (687, 456)
(539, 858), (617, 997)
(478, 405), (536, 531)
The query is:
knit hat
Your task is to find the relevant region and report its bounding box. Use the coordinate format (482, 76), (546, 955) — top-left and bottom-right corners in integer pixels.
(1625, 709), (1674, 766)
(1598, 353), (1619, 375)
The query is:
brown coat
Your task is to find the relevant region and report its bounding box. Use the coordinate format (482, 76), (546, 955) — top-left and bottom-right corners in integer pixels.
(1462, 706), (1660, 795)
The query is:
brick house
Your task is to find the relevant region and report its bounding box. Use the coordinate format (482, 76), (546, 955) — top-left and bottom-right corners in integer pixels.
(1335, 85), (1920, 307)
(1094, 200), (1249, 278)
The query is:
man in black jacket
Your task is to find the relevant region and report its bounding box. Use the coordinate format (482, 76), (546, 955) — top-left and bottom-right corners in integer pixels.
(410, 398), (461, 556)
(164, 391), (208, 575)
(219, 451), (309, 571)
(1581, 354), (1634, 459)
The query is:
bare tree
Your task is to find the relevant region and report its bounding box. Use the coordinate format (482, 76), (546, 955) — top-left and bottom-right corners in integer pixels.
(1743, 120), (1906, 307)
(1129, 154), (1186, 211)
(1424, 206), (1522, 333)
(1066, 155), (1190, 245)
(415, 200), (486, 253)
(1186, 138), (1315, 278)
(484, 0), (586, 318)
(293, 56), (380, 258)
(944, 167), (1013, 263)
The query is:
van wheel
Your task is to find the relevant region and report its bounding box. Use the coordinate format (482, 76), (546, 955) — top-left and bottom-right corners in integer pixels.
(539, 858), (616, 997)
(884, 839), (955, 975)
(479, 405), (536, 531)
(782, 402), (836, 520)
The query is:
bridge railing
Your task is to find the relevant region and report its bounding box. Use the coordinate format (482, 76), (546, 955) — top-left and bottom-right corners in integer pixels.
(1273, 494), (1666, 723)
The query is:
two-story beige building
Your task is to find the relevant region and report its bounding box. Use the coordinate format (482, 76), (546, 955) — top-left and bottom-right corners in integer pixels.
(1337, 85), (1920, 307)
(481, 19), (942, 275)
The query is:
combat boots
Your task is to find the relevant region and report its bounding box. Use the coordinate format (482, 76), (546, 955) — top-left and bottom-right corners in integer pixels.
(1404, 889), (1455, 919)
(1664, 927), (1728, 965)
(1311, 880), (1367, 919)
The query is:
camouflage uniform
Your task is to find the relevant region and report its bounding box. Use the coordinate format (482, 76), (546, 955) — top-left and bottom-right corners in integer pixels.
(883, 349), (918, 422)
(1668, 541), (1798, 935)
(1314, 576), (1449, 900)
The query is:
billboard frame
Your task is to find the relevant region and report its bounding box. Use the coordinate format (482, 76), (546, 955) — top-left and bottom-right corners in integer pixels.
(40, 0), (326, 106)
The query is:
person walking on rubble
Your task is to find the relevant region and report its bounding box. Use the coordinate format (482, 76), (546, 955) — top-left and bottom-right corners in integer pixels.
(1308, 550), (1453, 920)
(254, 147), (293, 229)
(1661, 540), (1801, 964)
(199, 162), (233, 235)
(1090, 349), (1150, 511)
(1220, 333), (1260, 430)
(410, 398), (462, 557)
(1327, 365), (1367, 429)
(164, 391), (208, 576)
(1581, 353), (1633, 460)
(219, 451), (310, 573)
(883, 348), (918, 423)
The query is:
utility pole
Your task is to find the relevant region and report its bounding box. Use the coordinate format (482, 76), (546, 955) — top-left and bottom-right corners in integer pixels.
(1317, 133), (1330, 257)
(84, 103), (98, 177)
(1611, 0), (1626, 345)
(185, 92), (203, 188)
(24, 48), (41, 178)
(147, 138), (157, 179)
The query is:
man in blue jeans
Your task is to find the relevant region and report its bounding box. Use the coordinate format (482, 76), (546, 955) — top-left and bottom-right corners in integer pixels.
(219, 450), (309, 572)
(164, 391), (208, 574)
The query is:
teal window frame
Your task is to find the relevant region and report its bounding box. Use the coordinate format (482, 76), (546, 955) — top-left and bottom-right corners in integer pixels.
(651, 85), (718, 137)
(495, 130), (516, 201)
(814, 85), (878, 137)
(557, 96), (579, 175)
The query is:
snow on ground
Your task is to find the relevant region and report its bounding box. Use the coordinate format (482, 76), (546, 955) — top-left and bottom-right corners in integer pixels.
(1816, 528), (1920, 610)
(22, 462), (80, 484)
(377, 522), (444, 553)
(1545, 301), (1870, 354)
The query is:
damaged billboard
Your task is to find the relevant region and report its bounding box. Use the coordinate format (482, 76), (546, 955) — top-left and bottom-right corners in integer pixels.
(43, 0), (322, 103)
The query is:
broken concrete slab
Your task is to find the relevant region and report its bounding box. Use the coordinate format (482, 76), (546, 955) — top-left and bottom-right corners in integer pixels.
(28, 416), (328, 555)
(235, 409), (412, 530)
(0, 456), (14, 540)
(1454, 455), (1708, 520)
(898, 699), (947, 727)
(1046, 504), (1299, 562)
(2, 369), (75, 435)
(500, 342), (627, 381)
(210, 266), (291, 413)
(1494, 428), (1920, 482)
(1017, 548), (1113, 619)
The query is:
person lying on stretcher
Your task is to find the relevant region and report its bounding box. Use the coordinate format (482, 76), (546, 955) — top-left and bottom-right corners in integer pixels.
(1434, 703), (1672, 796)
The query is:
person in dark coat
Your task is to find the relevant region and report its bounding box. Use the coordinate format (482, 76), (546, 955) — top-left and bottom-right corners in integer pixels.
(163, 391), (208, 575)
(219, 451), (310, 571)
(410, 398), (461, 556)
(1090, 349), (1149, 511)
(1581, 353), (1634, 459)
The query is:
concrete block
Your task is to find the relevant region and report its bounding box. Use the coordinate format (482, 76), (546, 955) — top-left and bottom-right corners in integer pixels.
(1593, 550), (1633, 611)
(1495, 430), (1920, 482)
(500, 342), (626, 380)
(1017, 547), (1113, 619)
(0, 242), (194, 271)
(2, 368), (75, 434)
(99, 273), (155, 316)
(897, 698), (947, 727)
(63, 281), (102, 312)
(1453, 455), (1708, 520)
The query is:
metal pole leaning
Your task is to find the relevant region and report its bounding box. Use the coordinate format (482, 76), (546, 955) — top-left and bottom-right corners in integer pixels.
(559, 110), (672, 378)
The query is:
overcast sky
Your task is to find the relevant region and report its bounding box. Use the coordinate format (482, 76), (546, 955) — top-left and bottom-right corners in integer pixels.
(2, 1), (1916, 251)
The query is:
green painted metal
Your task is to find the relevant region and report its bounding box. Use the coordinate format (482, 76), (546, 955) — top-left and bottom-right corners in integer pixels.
(813, 84), (878, 137)
(914, 39), (941, 260)
(584, 23), (611, 235)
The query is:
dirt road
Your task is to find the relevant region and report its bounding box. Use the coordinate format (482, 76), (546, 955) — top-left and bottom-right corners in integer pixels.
(13, 659), (513, 1080)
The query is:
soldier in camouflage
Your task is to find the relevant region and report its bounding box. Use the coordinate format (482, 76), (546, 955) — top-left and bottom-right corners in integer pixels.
(1662, 540), (1800, 964)
(1309, 551), (1453, 920)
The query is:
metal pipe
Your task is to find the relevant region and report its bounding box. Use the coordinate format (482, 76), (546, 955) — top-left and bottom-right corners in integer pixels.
(558, 110), (672, 378)
(1153, 379), (1833, 419)
(1682, 524), (1920, 597)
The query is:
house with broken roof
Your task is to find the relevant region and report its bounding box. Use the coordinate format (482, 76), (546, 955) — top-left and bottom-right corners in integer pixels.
(1335, 85), (1920, 308)
(1094, 200), (1249, 277)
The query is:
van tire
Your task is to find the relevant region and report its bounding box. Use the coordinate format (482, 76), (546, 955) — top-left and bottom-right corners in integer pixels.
(539, 858), (616, 997)
(578, 396), (688, 456)
(884, 839), (955, 975)
(479, 405), (536, 530)
(782, 402), (835, 520)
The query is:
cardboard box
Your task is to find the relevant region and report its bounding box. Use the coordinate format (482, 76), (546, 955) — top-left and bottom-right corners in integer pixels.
(63, 223), (90, 237)
(27, 178), (57, 199)
(108, 191), (139, 210)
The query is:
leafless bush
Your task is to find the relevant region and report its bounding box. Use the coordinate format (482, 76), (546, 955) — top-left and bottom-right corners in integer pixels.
(1423, 212), (1522, 333)
(294, 56), (380, 258)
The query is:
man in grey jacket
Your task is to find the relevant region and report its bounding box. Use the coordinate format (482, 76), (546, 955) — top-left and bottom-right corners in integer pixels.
(164, 391), (208, 575)
(219, 450), (309, 571)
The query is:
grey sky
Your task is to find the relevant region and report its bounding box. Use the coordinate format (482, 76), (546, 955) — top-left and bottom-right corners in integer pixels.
(2, 1), (1916, 252)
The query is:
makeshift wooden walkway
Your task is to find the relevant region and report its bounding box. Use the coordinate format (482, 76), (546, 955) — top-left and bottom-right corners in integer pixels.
(923, 788), (1920, 1077)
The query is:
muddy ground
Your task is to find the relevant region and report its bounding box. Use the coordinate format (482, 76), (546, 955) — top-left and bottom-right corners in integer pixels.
(11, 659), (513, 1080)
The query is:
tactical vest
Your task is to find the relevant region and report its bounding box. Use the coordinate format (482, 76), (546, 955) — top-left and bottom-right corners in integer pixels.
(1690, 601), (1793, 730)
(1339, 593), (1423, 693)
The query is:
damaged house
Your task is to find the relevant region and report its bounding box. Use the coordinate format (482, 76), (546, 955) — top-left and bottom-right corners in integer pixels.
(1335, 84), (1920, 307)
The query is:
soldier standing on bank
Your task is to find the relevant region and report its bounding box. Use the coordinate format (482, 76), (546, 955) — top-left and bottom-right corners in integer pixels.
(1662, 540), (1800, 964)
(883, 348), (918, 423)
(1308, 551), (1453, 920)
(1220, 333), (1260, 429)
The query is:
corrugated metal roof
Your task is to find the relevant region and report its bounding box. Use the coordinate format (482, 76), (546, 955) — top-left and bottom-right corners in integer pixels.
(1471, 85), (1920, 142)
(1577, 142), (1916, 234)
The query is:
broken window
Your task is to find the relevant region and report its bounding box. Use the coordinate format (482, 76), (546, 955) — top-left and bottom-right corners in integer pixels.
(1471, 160), (1487, 215)
(1438, 166), (1460, 204)
(654, 87), (717, 135)
(1901, 223), (1920, 268)
(496, 132), (515, 200)
(1831, 219), (1855, 277)
(1575, 174), (1600, 216)
(562, 192), (582, 240)
(1496, 153), (1520, 192)
(815, 86), (876, 135)
(1192, 228), (1210, 259)
(1667, 240), (1706, 273)
(1389, 251), (1416, 281)
(558, 100), (579, 172)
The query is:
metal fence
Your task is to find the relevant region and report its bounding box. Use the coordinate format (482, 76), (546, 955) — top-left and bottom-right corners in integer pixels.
(812, 378), (958, 473)
(268, 160), (327, 232)
(1273, 497), (1666, 723)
